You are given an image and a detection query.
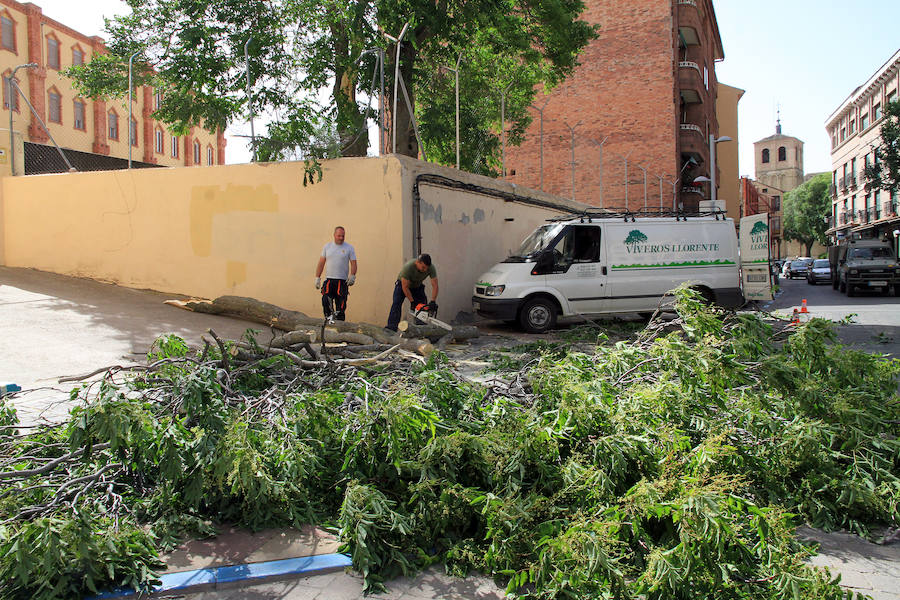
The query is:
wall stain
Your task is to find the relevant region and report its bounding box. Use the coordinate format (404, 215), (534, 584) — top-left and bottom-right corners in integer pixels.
(473, 208), (485, 223)
(226, 260), (247, 288)
(421, 201), (443, 224)
(459, 213), (470, 225)
(190, 184), (278, 256)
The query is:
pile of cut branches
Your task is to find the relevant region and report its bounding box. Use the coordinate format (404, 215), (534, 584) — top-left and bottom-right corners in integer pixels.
(1, 289), (897, 599)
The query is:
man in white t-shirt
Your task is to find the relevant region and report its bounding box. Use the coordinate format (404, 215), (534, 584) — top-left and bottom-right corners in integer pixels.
(315, 226), (358, 321)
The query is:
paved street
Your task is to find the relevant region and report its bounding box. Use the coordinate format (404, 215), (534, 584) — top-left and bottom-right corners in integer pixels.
(1, 267), (899, 600)
(766, 274), (900, 356)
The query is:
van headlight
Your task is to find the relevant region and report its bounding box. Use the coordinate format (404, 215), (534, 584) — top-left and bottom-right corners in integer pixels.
(850, 269), (858, 275)
(484, 285), (506, 296)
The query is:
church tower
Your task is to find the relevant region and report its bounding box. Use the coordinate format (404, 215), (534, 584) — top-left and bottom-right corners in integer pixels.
(753, 111), (804, 192)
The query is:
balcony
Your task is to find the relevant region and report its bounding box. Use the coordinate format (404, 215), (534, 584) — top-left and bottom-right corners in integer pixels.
(848, 175), (858, 190)
(857, 209), (867, 223)
(839, 211), (849, 226)
(680, 123), (703, 135)
(829, 184), (837, 199)
(678, 0), (697, 6)
(885, 201), (898, 218)
(678, 60), (701, 75)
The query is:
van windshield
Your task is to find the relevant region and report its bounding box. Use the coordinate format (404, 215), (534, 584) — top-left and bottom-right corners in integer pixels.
(509, 224), (565, 259)
(848, 247), (892, 259)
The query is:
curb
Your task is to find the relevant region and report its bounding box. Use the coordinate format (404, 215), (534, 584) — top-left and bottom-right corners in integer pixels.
(87, 553), (353, 599)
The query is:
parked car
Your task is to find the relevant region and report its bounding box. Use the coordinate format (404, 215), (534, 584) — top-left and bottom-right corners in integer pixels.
(806, 258), (831, 285)
(788, 257), (813, 279)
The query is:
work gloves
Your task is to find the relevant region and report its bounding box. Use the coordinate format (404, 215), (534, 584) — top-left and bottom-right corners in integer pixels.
(315, 277), (321, 289)
(348, 274), (356, 286)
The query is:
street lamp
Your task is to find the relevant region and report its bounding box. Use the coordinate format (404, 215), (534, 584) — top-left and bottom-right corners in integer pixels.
(709, 134), (732, 203)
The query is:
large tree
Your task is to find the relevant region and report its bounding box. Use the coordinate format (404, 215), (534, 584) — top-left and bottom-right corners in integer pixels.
(863, 99), (900, 197)
(782, 172), (831, 256)
(68, 0), (595, 166)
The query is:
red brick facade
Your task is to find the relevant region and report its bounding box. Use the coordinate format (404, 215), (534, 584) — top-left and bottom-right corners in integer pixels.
(505, 0), (723, 212)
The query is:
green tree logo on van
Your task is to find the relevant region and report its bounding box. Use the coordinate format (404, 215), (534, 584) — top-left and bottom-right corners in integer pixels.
(750, 221), (769, 235)
(625, 230), (648, 244)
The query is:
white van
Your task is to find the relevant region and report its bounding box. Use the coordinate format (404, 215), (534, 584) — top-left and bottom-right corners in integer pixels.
(472, 214), (743, 332)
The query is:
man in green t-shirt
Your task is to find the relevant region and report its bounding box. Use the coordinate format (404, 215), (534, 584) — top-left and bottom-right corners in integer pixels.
(385, 253), (439, 331)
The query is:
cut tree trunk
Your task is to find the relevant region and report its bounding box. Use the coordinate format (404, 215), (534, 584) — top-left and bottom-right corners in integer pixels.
(165, 296), (478, 356)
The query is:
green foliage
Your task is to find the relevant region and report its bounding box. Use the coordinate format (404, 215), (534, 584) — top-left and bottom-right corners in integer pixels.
(2, 297), (898, 598)
(783, 173), (832, 256)
(67, 0), (597, 165)
(864, 99), (900, 196)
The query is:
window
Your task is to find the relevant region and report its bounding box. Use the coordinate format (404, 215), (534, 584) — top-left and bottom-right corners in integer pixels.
(155, 129), (163, 153)
(874, 103), (882, 120)
(839, 126), (846, 141)
(848, 119), (855, 134)
(72, 47), (84, 66)
(703, 65), (708, 90)
(831, 133), (837, 148)
(73, 99), (85, 130)
(108, 111), (118, 140)
(2, 73), (18, 111)
(888, 90), (897, 106)
(861, 112), (869, 130)
(130, 117), (138, 146)
(777, 146), (786, 161)
(47, 36), (60, 69)
(193, 140), (200, 164)
(772, 196), (781, 211)
(154, 91), (161, 110)
(171, 135), (179, 158)
(761, 148), (769, 163)
(547, 225), (602, 271)
(1, 14), (14, 51)
(48, 90), (61, 123)
(207, 146), (213, 165)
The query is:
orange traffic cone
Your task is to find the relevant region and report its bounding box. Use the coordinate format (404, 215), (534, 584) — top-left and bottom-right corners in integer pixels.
(789, 308), (800, 325)
(800, 299), (808, 313)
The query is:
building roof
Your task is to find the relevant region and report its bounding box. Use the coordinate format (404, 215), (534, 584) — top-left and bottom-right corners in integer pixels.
(825, 48), (900, 127)
(755, 133), (802, 144)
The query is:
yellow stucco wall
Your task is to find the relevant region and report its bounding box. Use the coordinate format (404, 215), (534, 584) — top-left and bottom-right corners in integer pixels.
(2, 155), (586, 325)
(1, 157), (406, 324)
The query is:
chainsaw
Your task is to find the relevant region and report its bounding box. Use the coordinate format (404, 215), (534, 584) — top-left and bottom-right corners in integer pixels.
(398, 301), (453, 332)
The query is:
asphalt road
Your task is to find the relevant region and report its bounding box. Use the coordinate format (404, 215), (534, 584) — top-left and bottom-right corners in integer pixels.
(765, 273), (900, 356)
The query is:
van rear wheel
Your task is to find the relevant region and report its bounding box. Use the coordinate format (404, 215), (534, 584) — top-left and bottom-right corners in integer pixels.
(519, 298), (557, 334)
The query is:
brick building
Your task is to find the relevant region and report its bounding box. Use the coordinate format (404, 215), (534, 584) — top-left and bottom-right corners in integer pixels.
(825, 48), (899, 245)
(0, 0), (224, 174)
(504, 0), (725, 212)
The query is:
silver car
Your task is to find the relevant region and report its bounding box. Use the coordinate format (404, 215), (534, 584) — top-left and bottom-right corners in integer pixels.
(806, 259), (831, 285)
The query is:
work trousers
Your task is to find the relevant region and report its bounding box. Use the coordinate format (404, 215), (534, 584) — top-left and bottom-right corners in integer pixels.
(385, 280), (427, 331)
(321, 278), (348, 320)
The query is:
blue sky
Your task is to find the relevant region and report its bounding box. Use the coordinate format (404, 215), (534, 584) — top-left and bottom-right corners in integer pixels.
(713, 0), (900, 177)
(36, 0), (900, 173)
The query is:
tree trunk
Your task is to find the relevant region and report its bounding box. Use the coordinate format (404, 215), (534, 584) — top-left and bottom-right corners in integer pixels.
(387, 35), (420, 158)
(165, 295), (479, 355)
(330, 20), (368, 157)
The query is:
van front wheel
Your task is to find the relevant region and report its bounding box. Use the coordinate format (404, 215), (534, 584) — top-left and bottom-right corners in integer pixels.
(519, 298), (557, 333)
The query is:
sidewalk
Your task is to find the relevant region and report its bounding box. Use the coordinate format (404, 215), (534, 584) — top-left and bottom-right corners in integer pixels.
(1, 266), (898, 600)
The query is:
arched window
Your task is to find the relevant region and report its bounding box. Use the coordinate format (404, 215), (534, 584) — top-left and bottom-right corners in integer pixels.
(777, 146), (786, 161)
(761, 148), (770, 164)
(47, 87), (62, 123)
(193, 140), (200, 164)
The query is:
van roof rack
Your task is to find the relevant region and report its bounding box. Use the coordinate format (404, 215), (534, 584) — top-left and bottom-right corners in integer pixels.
(547, 209), (729, 223)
